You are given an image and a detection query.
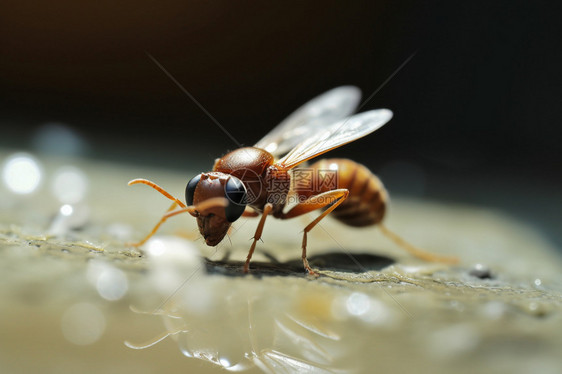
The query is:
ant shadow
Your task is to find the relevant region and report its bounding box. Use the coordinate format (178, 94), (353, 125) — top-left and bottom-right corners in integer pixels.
(204, 249), (395, 278)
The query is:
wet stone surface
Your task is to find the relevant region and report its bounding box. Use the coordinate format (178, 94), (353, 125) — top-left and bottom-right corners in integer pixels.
(1, 152), (562, 373)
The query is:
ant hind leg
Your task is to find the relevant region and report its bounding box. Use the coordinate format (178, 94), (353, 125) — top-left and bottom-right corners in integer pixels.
(378, 224), (459, 264)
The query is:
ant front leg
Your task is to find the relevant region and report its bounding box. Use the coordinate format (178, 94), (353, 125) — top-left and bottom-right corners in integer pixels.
(244, 203), (273, 273)
(280, 189), (349, 275)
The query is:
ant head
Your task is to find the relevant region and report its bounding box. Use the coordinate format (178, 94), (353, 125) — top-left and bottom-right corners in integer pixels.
(186, 172), (247, 246)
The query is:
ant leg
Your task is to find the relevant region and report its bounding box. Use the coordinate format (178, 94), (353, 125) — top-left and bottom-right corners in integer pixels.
(280, 189), (349, 275)
(128, 178), (186, 208)
(378, 224), (459, 264)
(244, 203), (273, 273)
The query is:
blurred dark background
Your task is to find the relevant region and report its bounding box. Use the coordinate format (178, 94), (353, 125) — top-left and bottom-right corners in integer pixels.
(1, 1), (561, 247)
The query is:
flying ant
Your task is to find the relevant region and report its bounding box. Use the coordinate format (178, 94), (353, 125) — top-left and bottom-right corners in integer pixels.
(128, 86), (457, 274)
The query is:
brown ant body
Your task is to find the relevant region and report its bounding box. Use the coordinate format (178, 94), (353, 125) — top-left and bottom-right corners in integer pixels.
(129, 87), (457, 274)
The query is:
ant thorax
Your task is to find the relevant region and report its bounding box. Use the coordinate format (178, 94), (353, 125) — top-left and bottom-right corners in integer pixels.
(265, 165), (291, 214)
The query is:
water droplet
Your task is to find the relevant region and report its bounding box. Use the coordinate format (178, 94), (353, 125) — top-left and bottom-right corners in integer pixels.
(469, 263), (493, 279)
(49, 204), (90, 235)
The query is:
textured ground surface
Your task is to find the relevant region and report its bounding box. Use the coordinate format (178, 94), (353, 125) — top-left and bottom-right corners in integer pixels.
(1, 151), (561, 374)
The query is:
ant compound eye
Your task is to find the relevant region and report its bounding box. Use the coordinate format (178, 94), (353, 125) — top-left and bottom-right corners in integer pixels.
(185, 174), (202, 206)
(224, 177), (247, 222)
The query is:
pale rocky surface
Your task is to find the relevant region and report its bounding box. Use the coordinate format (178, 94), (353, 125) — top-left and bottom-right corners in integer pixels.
(1, 151), (561, 374)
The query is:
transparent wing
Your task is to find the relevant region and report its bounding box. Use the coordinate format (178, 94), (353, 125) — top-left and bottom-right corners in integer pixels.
(254, 86), (361, 157)
(277, 109), (393, 169)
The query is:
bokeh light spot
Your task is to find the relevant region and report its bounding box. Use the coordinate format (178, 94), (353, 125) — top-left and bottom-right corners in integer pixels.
(51, 166), (88, 204)
(2, 153), (42, 194)
(61, 303), (106, 345)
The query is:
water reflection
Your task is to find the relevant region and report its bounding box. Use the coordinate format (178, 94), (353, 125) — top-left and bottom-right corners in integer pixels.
(145, 237), (203, 295)
(126, 261), (406, 373)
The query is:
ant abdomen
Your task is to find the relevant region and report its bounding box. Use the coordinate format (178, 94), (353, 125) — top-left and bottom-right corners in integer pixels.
(308, 158), (387, 227)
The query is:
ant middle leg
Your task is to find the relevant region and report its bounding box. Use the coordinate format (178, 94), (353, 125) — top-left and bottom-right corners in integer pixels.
(281, 189), (349, 275)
